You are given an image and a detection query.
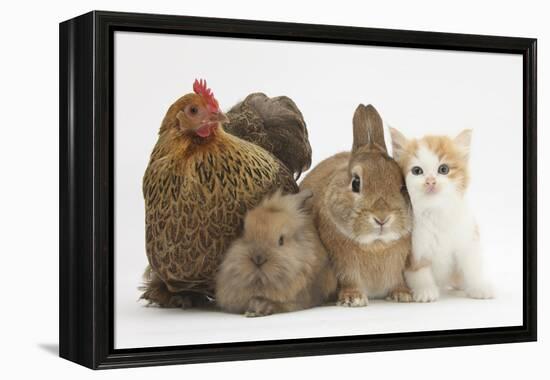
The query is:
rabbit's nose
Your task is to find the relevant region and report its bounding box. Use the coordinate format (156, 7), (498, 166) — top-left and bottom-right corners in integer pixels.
(252, 254), (267, 267)
(373, 216), (389, 226)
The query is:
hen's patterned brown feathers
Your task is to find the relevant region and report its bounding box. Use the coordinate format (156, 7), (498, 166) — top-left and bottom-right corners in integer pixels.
(143, 130), (298, 298)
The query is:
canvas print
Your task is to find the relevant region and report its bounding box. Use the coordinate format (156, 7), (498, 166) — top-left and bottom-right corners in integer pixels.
(114, 31), (523, 349)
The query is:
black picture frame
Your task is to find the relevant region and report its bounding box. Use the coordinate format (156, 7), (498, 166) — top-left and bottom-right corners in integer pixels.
(59, 10), (537, 370)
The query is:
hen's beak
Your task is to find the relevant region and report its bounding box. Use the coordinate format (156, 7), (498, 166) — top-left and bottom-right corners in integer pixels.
(210, 110), (229, 124)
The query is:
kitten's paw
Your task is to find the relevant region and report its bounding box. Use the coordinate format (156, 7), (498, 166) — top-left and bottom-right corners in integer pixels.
(245, 297), (276, 317)
(412, 286), (440, 302)
(386, 288), (413, 303)
(337, 289), (368, 307)
(466, 283), (494, 299)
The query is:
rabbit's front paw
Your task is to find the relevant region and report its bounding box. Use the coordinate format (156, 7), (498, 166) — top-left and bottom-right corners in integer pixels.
(386, 288), (413, 303)
(245, 297), (277, 317)
(337, 288), (368, 307)
(412, 286), (439, 302)
(466, 283), (494, 299)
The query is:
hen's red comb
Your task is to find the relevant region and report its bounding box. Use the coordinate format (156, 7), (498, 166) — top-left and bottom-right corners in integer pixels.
(193, 79), (220, 113)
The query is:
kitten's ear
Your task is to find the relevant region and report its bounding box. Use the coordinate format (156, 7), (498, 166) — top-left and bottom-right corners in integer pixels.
(454, 129), (472, 160)
(389, 127), (408, 162)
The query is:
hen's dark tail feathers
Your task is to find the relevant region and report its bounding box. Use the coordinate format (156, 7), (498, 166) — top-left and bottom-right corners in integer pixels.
(139, 266), (212, 308)
(225, 93), (312, 180)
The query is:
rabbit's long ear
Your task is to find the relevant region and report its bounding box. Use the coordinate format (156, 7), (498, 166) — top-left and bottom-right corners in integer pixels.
(352, 104), (387, 153)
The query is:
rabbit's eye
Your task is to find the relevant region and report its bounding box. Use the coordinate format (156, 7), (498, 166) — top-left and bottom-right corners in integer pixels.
(351, 175), (361, 193)
(278, 235), (284, 246)
(411, 166), (423, 175)
(438, 164), (450, 175)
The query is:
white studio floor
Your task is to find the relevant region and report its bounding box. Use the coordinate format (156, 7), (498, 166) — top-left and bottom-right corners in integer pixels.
(115, 280), (522, 349)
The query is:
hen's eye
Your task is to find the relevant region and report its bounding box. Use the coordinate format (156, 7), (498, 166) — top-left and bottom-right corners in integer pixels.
(278, 235), (284, 246)
(189, 105), (198, 115)
(351, 175), (361, 193)
(411, 166), (423, 175)
(438, 164), (450, 175)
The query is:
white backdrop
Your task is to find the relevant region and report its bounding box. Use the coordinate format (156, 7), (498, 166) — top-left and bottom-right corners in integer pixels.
(114, 31), (523, 348)
(1, 0), (547, 379)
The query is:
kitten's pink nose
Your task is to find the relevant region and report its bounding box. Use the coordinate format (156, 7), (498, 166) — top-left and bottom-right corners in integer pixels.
(425, 176), (436, 187)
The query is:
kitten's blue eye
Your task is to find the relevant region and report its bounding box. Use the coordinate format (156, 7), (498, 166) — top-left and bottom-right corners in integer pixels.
(351, 174), (361, 193)
(438, 164), (450, 175)
(411, 166), (423, 175)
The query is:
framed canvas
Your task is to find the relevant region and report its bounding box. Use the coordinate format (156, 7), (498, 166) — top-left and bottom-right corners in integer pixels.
(59, 11), (537, 369)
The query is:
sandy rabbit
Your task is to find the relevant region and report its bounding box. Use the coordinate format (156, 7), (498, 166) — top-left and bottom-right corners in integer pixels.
(300, 104), (413, 306)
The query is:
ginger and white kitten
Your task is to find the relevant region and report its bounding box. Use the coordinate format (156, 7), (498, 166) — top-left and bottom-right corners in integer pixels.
(390, 128), (493, 302)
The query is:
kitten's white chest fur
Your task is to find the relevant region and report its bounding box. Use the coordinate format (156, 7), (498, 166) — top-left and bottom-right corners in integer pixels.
(412, 196), (478, 287)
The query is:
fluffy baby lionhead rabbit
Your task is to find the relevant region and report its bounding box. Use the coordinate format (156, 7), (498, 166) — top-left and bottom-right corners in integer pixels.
(390, 128), (493, 302)
(301, 104), (413, 307)
(215, 190), (337, 317)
